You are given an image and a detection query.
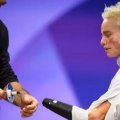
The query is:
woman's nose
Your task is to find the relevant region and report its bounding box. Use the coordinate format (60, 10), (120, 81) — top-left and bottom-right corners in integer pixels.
(100, 37), (107, 46)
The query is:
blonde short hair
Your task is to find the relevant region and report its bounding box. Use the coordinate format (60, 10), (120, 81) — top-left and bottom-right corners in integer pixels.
(102, 2), (120, 27)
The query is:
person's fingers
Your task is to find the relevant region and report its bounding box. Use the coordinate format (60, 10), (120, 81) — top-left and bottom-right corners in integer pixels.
(20, 110), (33, 117)
(20, 105), (38, 117)
(21, 94), (38, 107)
(21, 105), (38, 113)
(21, 98), (38, 113)
(20, 94), (38, 117)
(25, 98), (38, 110)
(21, 108), (36, 116)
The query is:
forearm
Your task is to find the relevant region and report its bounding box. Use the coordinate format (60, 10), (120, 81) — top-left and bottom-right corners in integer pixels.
(97, 101), (111, 115)
(88, 101), (111, 120)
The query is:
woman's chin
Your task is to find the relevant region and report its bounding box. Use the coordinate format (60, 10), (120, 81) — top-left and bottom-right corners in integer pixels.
(107, 53), (118, 58)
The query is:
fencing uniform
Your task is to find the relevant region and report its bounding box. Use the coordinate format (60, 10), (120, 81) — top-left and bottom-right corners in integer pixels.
(72, 58), (120, 120)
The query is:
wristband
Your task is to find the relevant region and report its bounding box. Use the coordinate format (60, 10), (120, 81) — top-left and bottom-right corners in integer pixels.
(6, 83), (17, 103)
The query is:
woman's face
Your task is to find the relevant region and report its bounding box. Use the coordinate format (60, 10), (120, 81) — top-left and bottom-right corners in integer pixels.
(101, 18), (120, 57)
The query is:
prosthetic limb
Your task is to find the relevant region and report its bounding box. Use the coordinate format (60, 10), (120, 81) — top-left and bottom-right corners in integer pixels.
(42, 98), (88, 120)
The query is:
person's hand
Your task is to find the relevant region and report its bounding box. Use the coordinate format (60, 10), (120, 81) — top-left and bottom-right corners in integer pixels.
(20, 93), (38, 117)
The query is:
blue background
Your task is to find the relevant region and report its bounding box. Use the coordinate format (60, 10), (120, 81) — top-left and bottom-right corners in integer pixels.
(0, 0), (120, 119)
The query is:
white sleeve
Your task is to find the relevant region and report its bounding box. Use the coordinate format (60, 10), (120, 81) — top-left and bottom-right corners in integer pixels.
(72, 106), (88, 120)
(104, 103), (116, 120)
(89, 69), (120, 109)
(114, 104), (120, 120)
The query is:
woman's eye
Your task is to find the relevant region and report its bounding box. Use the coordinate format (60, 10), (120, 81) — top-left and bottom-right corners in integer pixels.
(106, 33), (111, 38)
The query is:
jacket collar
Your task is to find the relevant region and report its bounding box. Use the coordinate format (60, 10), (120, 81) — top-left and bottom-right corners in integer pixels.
(117, 57), (120, 67)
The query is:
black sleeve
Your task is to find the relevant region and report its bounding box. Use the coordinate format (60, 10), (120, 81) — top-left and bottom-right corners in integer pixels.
(0, 20), (18, 89)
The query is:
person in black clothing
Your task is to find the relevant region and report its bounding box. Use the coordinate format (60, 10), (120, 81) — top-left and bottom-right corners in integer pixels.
(0, 0), (38, 117)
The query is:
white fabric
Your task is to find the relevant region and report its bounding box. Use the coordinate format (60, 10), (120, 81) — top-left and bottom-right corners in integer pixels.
(117, 57), (120, 67)
(89, 69), (120, 109)
(115, 104), (120, 120)
(104, 103), (116, 120)
(72, 58), (120, 120)
(72, 106), (88, 120)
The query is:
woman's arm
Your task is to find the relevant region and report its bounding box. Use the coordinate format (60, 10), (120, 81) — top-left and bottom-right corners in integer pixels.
(88, 101), (111, 120)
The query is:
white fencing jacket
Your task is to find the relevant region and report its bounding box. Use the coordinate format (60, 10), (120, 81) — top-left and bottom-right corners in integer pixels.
(72, 58), (120, 120)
